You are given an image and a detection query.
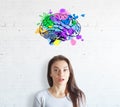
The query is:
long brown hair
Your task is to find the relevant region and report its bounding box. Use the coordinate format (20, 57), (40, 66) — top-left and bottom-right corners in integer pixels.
(47, 55), (86, 107)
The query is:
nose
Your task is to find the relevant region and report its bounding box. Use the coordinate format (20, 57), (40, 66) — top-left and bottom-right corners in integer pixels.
(58, 70), (63, 76)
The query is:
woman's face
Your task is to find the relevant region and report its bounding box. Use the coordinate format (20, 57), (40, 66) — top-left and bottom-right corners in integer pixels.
(50, 60), (70, 86)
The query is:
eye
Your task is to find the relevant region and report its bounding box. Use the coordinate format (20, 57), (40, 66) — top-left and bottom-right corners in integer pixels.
(54, 69), (59, 72)
(63, 69), (68, 72)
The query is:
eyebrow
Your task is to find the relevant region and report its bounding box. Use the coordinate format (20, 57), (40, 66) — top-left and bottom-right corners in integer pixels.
(53, 66), (68, 69)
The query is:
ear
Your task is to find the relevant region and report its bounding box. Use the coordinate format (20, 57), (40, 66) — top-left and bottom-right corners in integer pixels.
(68, 74), (70, 79)
(50, 72), (52, 77)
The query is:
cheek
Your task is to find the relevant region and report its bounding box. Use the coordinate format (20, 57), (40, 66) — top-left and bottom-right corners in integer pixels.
(66, 73), (70, 80)
(50, 73), (57, 80)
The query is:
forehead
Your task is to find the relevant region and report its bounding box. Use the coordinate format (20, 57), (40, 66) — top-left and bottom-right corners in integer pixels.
(52, 60), (68, 68)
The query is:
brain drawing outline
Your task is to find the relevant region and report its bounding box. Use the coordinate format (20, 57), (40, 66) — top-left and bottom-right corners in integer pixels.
(37, 9), (83, 45)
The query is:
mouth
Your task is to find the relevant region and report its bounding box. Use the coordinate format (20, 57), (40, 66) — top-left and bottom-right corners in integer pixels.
(58, 78), (64, 82)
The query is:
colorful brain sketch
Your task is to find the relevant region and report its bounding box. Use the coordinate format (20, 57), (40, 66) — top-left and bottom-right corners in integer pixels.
(36, 9), (84, 46)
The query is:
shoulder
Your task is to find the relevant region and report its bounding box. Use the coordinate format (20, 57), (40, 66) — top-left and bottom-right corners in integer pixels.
(33, 89), (49, 106)
(35, 89), (48, 99)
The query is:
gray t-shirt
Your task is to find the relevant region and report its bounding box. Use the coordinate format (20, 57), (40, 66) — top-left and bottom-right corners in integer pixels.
(33, 89), (73, 107)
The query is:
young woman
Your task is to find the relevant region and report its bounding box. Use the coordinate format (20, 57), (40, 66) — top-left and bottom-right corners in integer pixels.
(33, 55), (86, 107)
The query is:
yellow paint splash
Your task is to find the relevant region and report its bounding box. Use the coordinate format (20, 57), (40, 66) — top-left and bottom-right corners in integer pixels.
(53, 39), (61, 46)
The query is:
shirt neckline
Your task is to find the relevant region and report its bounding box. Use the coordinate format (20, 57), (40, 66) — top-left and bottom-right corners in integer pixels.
(47, 88), (67, 99)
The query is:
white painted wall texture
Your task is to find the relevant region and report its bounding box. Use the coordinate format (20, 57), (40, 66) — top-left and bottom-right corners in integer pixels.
(0, 0), (120, 107)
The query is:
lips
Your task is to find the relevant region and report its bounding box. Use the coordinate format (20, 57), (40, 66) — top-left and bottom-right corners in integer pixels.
(58, 78), (64, 82)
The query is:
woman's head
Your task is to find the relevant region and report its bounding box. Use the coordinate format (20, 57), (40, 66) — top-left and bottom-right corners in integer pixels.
(47, 55), (75, 87)
(47, 55), (86, 107)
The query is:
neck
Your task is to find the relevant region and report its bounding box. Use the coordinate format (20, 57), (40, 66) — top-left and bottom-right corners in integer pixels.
(49, 85), (68, 98)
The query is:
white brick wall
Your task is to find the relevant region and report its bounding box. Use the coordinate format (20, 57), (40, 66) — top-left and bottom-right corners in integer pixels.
(0, 0), (120, 107)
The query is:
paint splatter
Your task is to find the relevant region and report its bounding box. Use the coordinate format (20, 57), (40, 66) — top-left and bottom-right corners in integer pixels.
(36, 9), (84, 46)
(81, 14), (85, 17)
